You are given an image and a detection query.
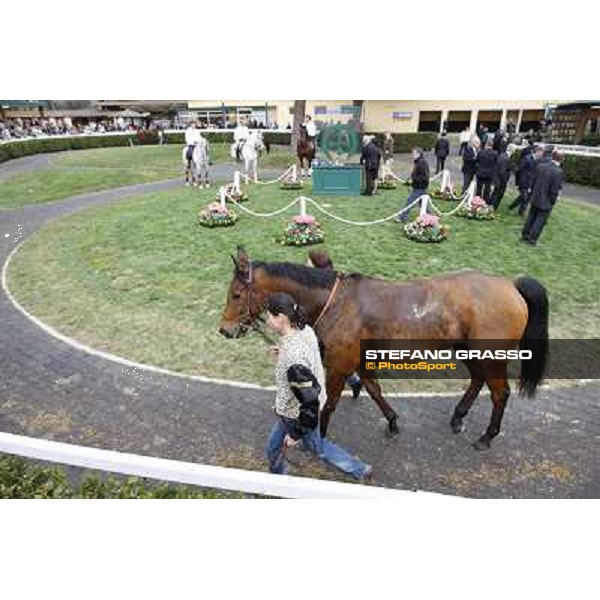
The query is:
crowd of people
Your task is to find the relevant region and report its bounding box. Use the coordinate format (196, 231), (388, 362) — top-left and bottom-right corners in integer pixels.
(0, 117), (157, 141)
(358, 127), (564, 245)
(0, 116), (287, 143)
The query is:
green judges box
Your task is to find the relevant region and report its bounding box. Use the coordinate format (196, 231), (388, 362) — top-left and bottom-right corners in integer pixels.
(312, 164), (363, 196)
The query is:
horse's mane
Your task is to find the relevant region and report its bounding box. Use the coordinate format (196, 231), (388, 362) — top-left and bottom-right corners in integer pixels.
(253, 261), (364, 289)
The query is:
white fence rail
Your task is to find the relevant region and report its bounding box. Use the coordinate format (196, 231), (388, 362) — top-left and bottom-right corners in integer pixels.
(0, 432), (453, 500)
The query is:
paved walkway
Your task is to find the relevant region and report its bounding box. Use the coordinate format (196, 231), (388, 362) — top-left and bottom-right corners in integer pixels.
(0, 156), (598, 497)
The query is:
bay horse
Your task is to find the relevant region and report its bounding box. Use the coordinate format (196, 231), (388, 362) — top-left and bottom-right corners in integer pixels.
(218, 246), (549, 451)
(297, 127), (316, 178)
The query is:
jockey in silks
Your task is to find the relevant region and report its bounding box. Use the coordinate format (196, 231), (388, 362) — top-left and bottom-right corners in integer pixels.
(185, 123), (200, 165)
(233, 118), (250, 162)
(300, 115), (318, 150)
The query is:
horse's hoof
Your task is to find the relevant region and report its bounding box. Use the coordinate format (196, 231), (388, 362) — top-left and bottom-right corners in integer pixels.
(473, 437), (491, 451)
(387, 419), (400, 436)
(450, 416), (464, 434)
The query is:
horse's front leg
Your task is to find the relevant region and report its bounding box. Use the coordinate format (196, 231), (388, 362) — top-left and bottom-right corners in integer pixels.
(320, 371), (346, 438)
(361, 378), (399, 435)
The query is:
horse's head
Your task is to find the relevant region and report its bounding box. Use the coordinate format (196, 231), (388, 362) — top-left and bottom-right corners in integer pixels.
(218, 245), (266, 339)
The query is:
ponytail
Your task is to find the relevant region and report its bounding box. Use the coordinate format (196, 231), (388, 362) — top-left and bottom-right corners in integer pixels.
(265, 293), (307, 329)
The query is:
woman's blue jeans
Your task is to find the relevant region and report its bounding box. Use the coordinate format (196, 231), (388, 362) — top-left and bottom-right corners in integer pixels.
(266, 415), (369, 480)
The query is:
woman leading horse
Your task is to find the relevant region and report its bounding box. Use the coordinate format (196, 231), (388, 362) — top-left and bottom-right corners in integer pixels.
(218, 246), (549, 451)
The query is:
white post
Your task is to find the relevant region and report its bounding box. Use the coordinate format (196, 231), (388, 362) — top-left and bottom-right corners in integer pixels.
(466, 181), (476, 206)
(220, 186), (227, 209)
(441, 169), (450, 192)
(300, 197), (306, 217)
(420, 195), (429, 217)
(292, 164), (297, 182)
(234, 171), (241, 193)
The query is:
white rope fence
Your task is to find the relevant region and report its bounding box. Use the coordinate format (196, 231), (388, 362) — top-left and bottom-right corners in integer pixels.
(224, 188), (427, 225)
(383, 164), (444, 185)
(0, 432), (452, 500)
(240, 164), (295, 185)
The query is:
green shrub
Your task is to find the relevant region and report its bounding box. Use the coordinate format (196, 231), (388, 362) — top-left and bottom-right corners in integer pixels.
(581, 135), (600, 147)
(366, 132), (438, 153)
(508, 149), (600, 188)
(562, 154), (600, 187)
(0, 131), (293, 164)
(0, 455), (72, 498)
(0, 454), (247, 498)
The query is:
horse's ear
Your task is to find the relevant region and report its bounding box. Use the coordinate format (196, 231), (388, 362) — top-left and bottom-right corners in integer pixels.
(236, 246), (250, 277)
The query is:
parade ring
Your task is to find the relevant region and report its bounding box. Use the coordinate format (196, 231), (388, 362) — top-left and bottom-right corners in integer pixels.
(1, 147), (599, 497)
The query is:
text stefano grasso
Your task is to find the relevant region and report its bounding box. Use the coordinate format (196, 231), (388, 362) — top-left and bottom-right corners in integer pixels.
(364, 349), (533, 361)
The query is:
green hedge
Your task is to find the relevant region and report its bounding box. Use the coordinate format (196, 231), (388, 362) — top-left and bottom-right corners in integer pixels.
(365, 132), (438, 152)
(0, 131), (293, 164)
(562, 154), (600, 187)
(0, 454), (247, 498)
(509, 149), (600, 188)
(581, 135), (600, 147)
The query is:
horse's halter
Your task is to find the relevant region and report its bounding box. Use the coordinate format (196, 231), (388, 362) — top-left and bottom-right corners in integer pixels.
(236, 262), (274, 344)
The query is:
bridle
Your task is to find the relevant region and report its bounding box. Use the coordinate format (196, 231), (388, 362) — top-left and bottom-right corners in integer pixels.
(235, 263), (343, 344)
(236, 262), (276, 345)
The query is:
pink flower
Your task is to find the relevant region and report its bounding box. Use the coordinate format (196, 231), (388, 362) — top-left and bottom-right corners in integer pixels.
(208, 202), (228, 214)
(293, 214), (315, 225)
(417, 213), (439, 227)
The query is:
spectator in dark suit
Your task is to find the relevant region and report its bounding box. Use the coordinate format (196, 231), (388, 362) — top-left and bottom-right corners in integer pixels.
(434, 131), (450, 173)
(360, 135), (382, 196)
(521, 151), (563, 245)
(461, 136), (480, 193)
(397, 148), (430, 222)
(492, 129), (505, 152)
(490, 147), (511, 209)
(509, 145), (544, 215)
(476, 140), (498, 203)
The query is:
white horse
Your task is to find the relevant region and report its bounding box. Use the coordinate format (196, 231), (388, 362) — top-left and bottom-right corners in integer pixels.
(240, 130), (264, 183)
(182, 138), (210, 187)
(192, 138), (211, 188)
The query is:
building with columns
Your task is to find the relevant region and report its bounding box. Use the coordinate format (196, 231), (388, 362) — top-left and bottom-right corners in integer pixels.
(361, 100), (561, 134)
(184, 100), (561, 134)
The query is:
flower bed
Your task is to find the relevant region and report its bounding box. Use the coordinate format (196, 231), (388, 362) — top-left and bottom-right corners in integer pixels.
(277, 214), (324, 246)
(377, 174), (397, 189)
(456, 196), (495, 220)
(403, 213), (449, 243)
(198, 202), (238, 227)
(280, 173), (304, 190)
(218, 183), (248, 203)
(430, 184), (456, 200)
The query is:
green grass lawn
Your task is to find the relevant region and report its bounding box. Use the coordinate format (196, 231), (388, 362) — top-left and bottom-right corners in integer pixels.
(0, 144), (295, 209)
(7, 182), (600, 392)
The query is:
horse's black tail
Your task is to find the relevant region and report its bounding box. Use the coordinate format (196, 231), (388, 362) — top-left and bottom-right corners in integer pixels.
(514, 276), (549, 396)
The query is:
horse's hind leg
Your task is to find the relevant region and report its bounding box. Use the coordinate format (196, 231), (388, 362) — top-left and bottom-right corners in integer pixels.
(361, 377), (399, 435)
(451, 360), (484, 434)
(320, 371), (346, 438)
(473, 368), (510, 451)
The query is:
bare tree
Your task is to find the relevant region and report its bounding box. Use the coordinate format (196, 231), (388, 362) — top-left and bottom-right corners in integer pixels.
(291, 100), (306, 147)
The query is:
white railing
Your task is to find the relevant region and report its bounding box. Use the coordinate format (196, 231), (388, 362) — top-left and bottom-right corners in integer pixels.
(508, 141), (600, 157)
(0, 432), (452, 500)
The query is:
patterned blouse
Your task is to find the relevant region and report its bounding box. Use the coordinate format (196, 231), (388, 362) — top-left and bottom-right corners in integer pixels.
(275, 325), (326, 419)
